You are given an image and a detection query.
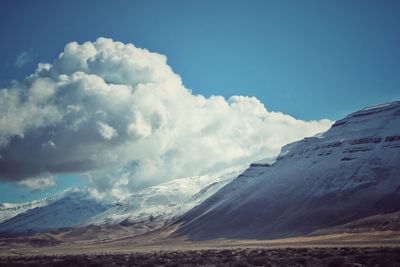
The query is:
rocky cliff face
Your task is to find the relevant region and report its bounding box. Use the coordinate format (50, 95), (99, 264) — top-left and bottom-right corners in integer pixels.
(176, 101), (400, 240)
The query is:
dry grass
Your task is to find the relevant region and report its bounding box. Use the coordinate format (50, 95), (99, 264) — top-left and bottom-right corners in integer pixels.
(0, 229), (400, 257)
(1, 229), (399, 266)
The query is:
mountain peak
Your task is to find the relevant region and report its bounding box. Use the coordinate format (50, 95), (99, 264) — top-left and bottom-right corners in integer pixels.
(175, 100), (400, 240)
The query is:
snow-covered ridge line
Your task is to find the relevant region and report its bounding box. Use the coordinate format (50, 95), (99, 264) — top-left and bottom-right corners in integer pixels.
(332, 101), (400, 127)
(333, 100), (400, 127)
(0, 195), (57, 210)
(86, 164), (249, 227)
(175, 100), (400, 240)
(250, 156), (278, 167)
(0, 188), (93, 225)
(0, 189), (110, 234)
(361, 101), (398, 111)
(0, 187), (89, 210)
(276, 133), (400, 161)
(0, 195), (60, 224)
(0, 164), (249, 234)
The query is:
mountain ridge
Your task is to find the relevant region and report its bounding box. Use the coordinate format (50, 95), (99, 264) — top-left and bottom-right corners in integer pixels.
(0, 189), (110, 235)
(175, 100), (400, 240)
(0, 195), (58, 224)
(1, 100), (399, 241)
(0, 165), (248, 235)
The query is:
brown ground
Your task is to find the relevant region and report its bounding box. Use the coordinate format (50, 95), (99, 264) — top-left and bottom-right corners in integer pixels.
(0, 227), (399, 257)
(0, 212), (399, 266)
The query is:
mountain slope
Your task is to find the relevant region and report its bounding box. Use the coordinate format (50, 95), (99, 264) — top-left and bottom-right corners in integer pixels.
(312, 210), (400, 235)
(0, 196), (58, 223)
(87, 164), (248, 234)
(0, 189), (109, 235)
(176, 101), (400, 240)
(0, 165), (248, 236)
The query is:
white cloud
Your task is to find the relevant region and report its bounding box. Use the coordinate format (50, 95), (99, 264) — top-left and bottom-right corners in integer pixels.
(97, 121), (118, 140)
(0, 38), (333, 198)
(15, 50), (34, 68)
(17, 176), (57, 192)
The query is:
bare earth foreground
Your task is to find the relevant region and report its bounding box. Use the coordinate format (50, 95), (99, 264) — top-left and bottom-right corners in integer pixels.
(0, 228), (400, 266)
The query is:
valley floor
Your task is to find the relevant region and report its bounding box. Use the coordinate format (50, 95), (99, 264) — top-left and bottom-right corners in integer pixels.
(0, 229), (400, 262)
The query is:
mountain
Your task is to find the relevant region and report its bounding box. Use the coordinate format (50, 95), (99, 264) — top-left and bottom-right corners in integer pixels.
(86, 164), (248, 234)
(0, 189), (109, 235)
(0, 195), (57, 223)
(312, 210), (400, 235)
(175, 101), (400, 240)
(0, 164), (248, 236)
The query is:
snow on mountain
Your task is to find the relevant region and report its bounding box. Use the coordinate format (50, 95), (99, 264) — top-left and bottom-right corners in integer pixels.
(176, 101), (400, 240)
(87, 164), (249, 229)
(0, 164), (248, 236)
(0, 189), (109, 235)
(0, 195), (58, 223)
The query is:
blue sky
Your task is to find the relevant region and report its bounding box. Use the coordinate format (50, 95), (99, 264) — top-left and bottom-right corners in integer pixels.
(1, 0), (399, 120)
(0, 176), (89, 203)
(0, 0), (399, 202)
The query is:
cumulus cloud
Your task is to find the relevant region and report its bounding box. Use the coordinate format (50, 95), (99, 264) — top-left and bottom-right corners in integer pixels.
(97, 121), (118, 140)
(0, 38), (332, 198)
(17, 175), (57, 192)
(15, 50), (34, 68)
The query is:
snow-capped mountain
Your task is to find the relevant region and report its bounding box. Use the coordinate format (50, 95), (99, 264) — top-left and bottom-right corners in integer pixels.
(0, 195), (58, 223)
(0, 189), (109, 235)
(0, 164), (248, 235)
(176, 101), (400, 240)
(87, 164), (249, 230)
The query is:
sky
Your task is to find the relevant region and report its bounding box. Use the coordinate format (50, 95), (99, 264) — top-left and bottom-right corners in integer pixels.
(0, 0), (399, 203)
